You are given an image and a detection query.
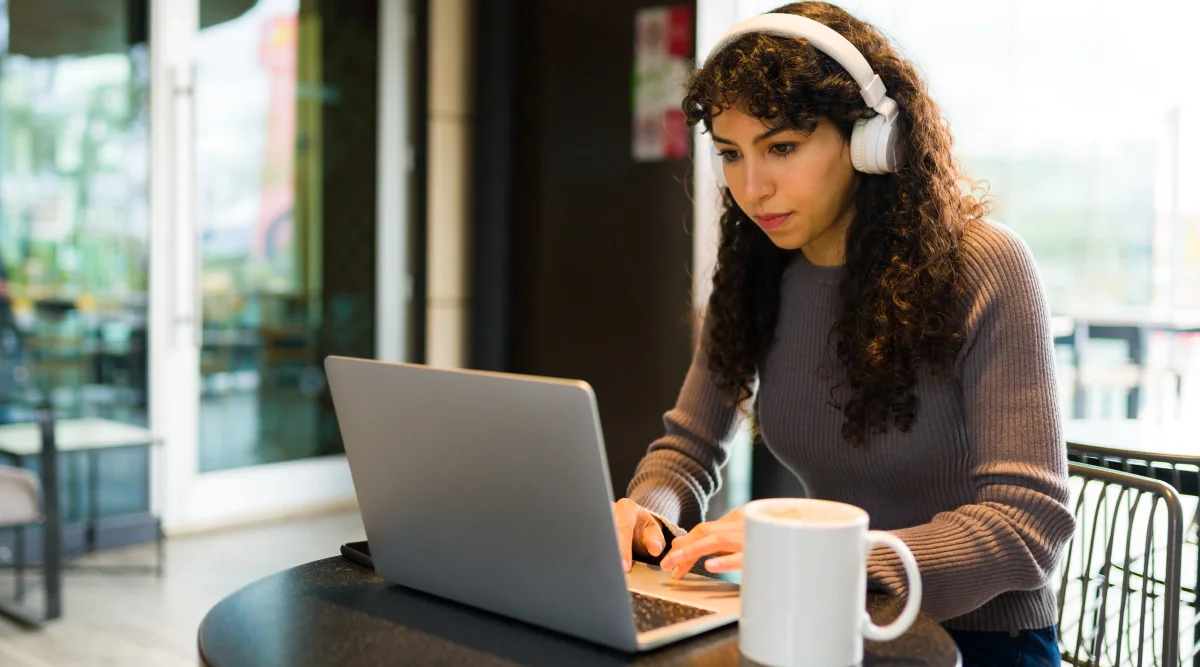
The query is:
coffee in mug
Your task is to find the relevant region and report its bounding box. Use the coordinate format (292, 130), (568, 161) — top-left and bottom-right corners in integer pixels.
(739, 498), (922, 667)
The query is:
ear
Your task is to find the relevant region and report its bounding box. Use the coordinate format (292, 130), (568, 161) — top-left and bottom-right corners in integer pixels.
(837, 133), (856, 169)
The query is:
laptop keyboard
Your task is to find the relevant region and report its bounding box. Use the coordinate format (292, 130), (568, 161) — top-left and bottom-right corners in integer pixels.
(629, 591), (715, 633)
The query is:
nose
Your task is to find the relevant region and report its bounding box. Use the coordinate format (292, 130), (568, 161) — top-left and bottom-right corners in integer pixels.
(739, 156), (774, 203)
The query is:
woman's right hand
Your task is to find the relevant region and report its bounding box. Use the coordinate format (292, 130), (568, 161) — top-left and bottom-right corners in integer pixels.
(612, 498), (667, 572)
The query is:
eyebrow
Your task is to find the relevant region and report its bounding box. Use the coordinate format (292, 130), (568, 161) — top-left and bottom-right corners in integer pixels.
(711, 125), (792, 146)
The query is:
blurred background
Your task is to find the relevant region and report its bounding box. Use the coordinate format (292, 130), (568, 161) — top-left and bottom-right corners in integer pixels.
(0, 0), (1194, 664)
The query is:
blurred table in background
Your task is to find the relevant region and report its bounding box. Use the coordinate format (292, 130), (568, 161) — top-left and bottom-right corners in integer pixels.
(1054, 308), (1200, 419)
(0, 418), (163, 572)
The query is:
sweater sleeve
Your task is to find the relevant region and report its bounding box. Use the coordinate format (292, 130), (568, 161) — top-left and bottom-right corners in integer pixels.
(866, 224), (1076, 623)
(626, 314), (741, 530)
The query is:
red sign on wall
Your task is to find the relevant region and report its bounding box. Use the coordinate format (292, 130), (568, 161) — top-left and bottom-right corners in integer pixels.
(632, 5), (694, 162)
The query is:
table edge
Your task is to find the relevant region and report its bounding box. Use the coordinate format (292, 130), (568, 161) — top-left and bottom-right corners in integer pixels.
(197, 557), (963, 667)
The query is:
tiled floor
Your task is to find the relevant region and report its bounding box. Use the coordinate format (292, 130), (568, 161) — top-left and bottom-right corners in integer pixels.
(0, 510), (366, 667)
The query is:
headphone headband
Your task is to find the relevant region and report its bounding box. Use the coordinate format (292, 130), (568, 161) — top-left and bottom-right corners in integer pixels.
(703, 14), (896, 121)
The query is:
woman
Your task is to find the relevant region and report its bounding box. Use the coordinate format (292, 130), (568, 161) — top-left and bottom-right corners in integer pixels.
(611, 3), (1074, 664)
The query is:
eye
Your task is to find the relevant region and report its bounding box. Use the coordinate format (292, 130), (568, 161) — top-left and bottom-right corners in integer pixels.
(717, 149), (741, 163)
(769, 142), (796, 157)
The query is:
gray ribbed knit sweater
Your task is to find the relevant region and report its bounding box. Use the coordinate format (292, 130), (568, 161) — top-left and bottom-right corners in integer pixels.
(627, 219), (1075, 632)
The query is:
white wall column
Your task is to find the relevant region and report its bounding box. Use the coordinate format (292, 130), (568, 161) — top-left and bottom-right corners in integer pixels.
(425, 0), (474, 368)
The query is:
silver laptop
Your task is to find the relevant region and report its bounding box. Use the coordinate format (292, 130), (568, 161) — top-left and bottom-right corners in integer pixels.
(324, 356), (739, 652)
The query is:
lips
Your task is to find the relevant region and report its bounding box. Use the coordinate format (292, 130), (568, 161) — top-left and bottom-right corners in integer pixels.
(755, 212), (791, 231)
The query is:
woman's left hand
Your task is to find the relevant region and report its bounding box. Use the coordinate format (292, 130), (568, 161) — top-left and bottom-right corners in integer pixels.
(658, 507), (745, 579)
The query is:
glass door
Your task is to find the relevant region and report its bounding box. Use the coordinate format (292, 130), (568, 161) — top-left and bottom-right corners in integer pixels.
(0, 0), (153, 541)
(152, 0), (410, 531)
(194, 0), (361, 474)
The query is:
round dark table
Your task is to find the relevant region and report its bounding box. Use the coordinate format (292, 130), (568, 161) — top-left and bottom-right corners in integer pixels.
(198, 556), (961, 666)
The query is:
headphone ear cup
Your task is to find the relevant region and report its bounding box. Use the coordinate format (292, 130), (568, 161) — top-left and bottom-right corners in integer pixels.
(710, 147), (727, 189)
(879, 115), (903, 173)
(850, 118), (870, 173)
(850, 115), (901, 175)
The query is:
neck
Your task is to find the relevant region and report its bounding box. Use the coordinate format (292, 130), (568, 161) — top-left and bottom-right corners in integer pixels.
(801, 205), (854, 266)
(801, 244), (844, 267)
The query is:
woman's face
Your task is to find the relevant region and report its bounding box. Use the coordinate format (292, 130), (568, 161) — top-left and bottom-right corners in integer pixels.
(711, 109), (859, 265)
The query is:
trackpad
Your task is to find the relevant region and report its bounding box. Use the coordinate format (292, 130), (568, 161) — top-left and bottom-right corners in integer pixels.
(626, 562), (740, 607)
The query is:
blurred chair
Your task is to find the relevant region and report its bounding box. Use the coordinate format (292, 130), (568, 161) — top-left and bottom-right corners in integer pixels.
(0, 404), (62, 628)
(1068, 443), (1200, 666)
(1058, 462), (1184, 666)
(0, 465), (38, 609)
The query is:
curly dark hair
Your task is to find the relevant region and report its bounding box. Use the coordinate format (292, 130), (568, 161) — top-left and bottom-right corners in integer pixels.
(687, 2), (990, 446)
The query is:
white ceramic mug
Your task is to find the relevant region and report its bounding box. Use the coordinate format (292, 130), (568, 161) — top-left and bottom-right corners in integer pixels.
(739, 498), (922, 667)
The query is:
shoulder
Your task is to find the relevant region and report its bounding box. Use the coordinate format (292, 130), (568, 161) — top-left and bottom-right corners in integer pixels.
(954, 218), (1051, 350)
(957, 218), (1039, 287)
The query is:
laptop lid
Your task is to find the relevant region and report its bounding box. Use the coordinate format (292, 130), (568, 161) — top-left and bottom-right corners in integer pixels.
(324, 356), (642, 651)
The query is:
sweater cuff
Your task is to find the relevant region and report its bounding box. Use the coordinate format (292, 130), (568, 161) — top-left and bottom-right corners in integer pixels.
(644, 509), (687, 539)
(626, 484), (690, 567)
(628, 481), (685, 527)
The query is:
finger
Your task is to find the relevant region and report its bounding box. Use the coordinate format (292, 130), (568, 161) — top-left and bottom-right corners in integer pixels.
(662, 520), (709, 554)
(704, 552), (743, 573)
(613, 501), (636, 572)
(639, 518), (666, 557)
(661, 532), (742, 577)
(660, 528), (739, 568)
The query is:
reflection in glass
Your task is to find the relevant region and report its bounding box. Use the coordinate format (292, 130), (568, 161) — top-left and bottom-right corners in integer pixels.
(196, 0), (378, 472)
(0, 1), (150, 424)
(0, 0), (151, 532)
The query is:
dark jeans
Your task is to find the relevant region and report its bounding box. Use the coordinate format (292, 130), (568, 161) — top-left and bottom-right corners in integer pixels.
(947, 626), (1060, 667)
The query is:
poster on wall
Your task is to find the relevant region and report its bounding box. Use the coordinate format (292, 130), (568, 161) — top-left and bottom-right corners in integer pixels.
(632, 5), (693, 162)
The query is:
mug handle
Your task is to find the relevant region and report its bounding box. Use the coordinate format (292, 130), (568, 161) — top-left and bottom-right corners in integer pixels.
(861, 531), (922, 642)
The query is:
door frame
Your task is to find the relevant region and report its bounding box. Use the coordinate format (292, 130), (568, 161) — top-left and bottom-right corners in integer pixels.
(148, 0), (416, 533)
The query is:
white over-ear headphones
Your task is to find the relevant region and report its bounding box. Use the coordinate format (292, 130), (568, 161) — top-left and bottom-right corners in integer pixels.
(702, 13), (904, 187)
